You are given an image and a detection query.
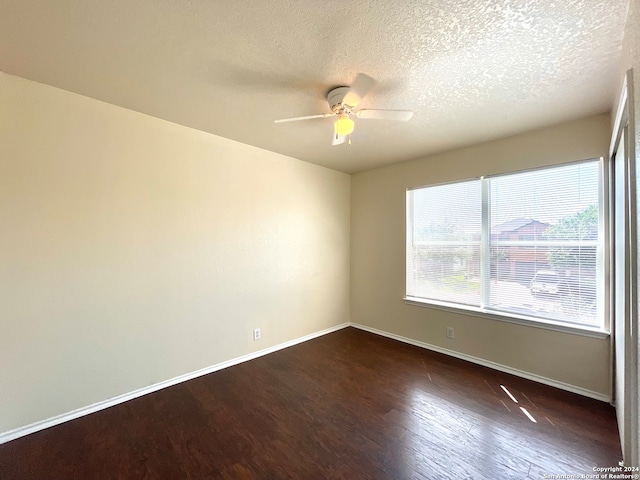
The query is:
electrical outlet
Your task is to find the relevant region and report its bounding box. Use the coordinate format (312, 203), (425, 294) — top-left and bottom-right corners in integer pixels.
(446, 327), (455, 339)
(253, 328), (261, 341)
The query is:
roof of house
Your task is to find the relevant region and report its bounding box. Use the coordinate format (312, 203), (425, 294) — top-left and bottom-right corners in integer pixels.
(492, 218), (548, 234)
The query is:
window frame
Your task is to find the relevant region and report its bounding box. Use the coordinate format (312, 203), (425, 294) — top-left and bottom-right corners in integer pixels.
(404, 158), (609, 339)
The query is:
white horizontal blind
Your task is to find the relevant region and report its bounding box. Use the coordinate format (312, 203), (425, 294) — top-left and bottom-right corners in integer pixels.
(487, 162), (601, 327)
(407, 180), (482, 306)
(406, 160), (603, 329)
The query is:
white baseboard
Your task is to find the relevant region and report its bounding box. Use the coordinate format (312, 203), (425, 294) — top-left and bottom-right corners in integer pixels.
(350, 322), (611, 403)
(0, 323), (349, 445)
(1, 320), (610, 445)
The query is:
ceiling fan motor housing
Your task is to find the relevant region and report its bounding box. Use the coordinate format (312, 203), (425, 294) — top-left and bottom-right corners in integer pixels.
(327, 86), (353, 114)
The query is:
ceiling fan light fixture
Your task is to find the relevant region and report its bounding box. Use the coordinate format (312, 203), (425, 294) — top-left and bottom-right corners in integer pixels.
(334, 115), (355, 136)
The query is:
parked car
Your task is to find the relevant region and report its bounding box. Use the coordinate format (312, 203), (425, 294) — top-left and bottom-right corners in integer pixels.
(530, 270), (570, 298)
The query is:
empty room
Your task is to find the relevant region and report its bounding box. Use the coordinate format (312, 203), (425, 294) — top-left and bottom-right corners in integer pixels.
(1, 0), (639, 478)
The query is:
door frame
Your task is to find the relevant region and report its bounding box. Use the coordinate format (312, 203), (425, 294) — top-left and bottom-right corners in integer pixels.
(609, 68), (638, 467)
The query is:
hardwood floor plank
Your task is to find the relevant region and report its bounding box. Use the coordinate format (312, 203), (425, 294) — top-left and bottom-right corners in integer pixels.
(0, 327), (621, 479)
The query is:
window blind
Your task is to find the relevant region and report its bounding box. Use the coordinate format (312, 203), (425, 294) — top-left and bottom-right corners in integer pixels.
(406, 160), (602, 329)
(407, 180), (482, 306)
(487, 162), (600, 327)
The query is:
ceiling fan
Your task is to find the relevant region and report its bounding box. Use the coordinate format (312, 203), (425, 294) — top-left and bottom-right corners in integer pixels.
(274, 73), (413, 145)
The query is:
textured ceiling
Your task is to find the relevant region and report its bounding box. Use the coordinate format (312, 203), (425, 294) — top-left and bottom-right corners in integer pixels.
(0, 0), (630, 173)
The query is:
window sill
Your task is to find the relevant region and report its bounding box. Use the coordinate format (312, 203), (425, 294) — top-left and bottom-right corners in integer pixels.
(403, 296), (609, 339)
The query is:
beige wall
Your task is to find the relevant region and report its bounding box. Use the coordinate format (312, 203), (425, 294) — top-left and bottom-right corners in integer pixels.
(351, 114), (611, 396)
(0, 67), (620, 438)
(0, 72), (350, 434)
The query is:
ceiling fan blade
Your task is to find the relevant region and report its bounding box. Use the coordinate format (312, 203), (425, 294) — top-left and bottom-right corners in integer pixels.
(356, 109), (414, 121)
(342, 73), (376, 108)
(274, 113), (334, 123)
(332, 133), (347, 146)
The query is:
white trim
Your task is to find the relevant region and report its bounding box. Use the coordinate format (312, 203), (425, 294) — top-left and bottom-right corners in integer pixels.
(610, 72), (630, 160)
(403, 297), (609, 339)
(609, 68), (639, 468)
(0, 319), (612, 446)
(350, 322), (611, 403)
(0, 323), (349, 445)
(481, 177), (490, 307)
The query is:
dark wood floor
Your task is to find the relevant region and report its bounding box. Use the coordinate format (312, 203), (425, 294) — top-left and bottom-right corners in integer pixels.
(0, 327), (621, 479)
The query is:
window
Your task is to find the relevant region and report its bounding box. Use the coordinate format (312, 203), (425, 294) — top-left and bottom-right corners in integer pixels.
(406, 160), (604, 331)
